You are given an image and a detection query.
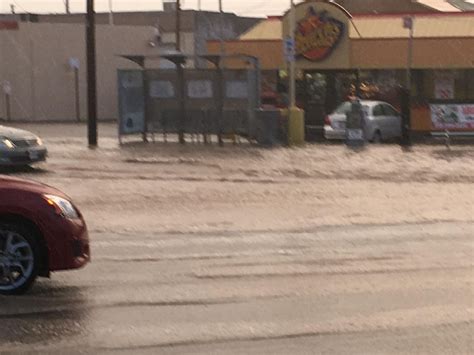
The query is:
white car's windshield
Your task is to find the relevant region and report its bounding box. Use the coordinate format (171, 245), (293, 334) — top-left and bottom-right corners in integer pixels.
(334, 102), (370, 115)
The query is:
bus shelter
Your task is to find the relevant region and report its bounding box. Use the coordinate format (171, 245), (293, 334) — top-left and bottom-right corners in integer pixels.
(117, 54), (261, 145)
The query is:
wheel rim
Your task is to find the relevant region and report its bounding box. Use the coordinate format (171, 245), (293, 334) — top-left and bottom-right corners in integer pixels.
(0, 230), (34, 292)
(373, 132), (382, 143)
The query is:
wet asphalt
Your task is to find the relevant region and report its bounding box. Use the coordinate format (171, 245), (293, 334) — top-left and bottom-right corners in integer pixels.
(0, 124), (473, 354)
(1, 222), (473, 354)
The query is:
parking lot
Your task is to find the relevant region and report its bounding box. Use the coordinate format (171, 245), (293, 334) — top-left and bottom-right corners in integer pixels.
(1, 123), (473, 353)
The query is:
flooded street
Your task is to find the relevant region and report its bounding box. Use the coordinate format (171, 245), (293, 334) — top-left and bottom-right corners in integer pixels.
(1, 124), (473, 353)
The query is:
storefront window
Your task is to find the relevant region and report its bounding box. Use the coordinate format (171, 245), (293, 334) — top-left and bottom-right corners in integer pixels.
(467, 70), (474, 100)
(357, 70), (403, 106)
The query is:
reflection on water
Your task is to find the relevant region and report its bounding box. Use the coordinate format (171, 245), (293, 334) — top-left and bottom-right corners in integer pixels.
(0, 280), (91, 346)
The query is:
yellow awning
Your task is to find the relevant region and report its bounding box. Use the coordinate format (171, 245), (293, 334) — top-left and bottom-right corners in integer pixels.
(238, 13), (474, 41)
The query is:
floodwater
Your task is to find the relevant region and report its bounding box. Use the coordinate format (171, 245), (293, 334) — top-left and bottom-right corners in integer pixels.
(0, 124), (473, 353)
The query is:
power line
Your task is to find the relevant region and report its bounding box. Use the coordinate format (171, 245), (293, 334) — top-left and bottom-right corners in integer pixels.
(9, 0), (29, 13)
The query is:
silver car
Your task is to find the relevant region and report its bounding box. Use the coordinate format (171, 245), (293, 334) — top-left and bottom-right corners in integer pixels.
(324, 101), (402, 142)
(0, 125), (47, 166)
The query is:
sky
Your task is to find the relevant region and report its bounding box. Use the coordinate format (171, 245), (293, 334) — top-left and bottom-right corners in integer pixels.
(0, 0), (293, 16)
(2, 0), (473, 17)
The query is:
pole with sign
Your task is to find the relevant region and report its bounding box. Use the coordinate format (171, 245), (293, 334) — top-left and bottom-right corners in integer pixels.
(2, 81), (12, 121)
(284, 36), (295, 63)
(403, 16), (414, 90)
(286, 0), (305, 146)
(69, 58), (81, 122)
(109, 0), (114, 25)
(289, 0), (296, 108)
(402, 16), (414, 146)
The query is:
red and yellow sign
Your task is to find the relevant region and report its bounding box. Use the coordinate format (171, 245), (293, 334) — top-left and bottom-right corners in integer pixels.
(295, 7), (344, 62)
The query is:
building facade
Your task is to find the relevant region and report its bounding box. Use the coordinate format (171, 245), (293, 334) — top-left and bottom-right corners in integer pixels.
(0, 22), (157, 121)
(0, 9), (260, 121)
(208, 1), (474, 133)
(11, 10), (260, 68)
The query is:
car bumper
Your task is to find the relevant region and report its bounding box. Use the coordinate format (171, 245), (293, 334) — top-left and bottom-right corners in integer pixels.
(0, 147), (48, 166)
(324, 126), (346, 140)
(43, 216), (91, 272)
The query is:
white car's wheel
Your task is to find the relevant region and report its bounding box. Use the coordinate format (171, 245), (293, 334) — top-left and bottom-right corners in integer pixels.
(0, 224), (39, 295)
(372, 130), (383, 144)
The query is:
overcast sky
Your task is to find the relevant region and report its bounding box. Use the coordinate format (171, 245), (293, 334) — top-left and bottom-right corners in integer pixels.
(1, 0), (293, 16)
(2, 0), (473, 17)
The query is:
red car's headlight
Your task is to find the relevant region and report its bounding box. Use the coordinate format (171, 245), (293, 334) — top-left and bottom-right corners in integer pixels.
(43, 194), (80, 219)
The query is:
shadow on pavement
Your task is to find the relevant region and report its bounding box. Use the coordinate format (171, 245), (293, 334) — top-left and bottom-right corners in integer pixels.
(0, 165), (49, 175)
(0, 281), (91, 347)
(432, 148), (474, 162)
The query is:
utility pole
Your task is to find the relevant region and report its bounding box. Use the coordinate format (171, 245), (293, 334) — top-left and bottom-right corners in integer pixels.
(219, 0), (225, 57)
(86, 0), (98, 147)
(176, 0), (185, 144)
(176, 0), (181, 52)
(10, 4), (15, 14)
(65, 0), (70, 14)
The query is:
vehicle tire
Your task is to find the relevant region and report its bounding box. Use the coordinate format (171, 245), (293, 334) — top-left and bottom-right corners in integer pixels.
(0, 223), (40, 295)
(372, 130), (382, 144)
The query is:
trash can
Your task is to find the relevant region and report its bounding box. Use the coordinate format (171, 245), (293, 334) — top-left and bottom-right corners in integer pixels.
(255, 108), (281, 146)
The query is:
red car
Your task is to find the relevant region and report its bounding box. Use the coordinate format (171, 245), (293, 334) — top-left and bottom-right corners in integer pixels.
(0, 176), (90, 295)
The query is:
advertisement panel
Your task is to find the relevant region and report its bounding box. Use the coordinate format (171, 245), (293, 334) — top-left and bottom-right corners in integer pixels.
(434, 72), (455, 100)
(118, 70), (146, 136)
(430, 104), (474, 130)
(282, 1), (351, 70)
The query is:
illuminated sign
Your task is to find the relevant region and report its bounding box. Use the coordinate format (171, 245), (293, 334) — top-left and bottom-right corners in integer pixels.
(295, 7), (344, 62)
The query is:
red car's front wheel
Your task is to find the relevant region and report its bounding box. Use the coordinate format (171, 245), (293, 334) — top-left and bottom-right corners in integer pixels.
(0, 223), (39, 295)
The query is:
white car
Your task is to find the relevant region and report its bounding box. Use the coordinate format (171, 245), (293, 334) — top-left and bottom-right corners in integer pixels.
(0, 125), (47, 166)
(324, 101), (402, 142)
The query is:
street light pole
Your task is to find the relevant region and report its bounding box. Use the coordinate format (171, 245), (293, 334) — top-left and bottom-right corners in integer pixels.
(65, 0), (70, 14)
(86, 0), (98, 147)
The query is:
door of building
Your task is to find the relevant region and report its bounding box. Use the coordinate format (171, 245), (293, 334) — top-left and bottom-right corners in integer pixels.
(302, 70), (358, 141)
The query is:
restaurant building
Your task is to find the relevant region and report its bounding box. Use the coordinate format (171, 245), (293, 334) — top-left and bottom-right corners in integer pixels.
(208, 0), (474, 134)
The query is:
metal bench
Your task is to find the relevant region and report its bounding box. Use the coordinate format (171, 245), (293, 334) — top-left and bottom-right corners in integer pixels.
(431, 130), (474, 147)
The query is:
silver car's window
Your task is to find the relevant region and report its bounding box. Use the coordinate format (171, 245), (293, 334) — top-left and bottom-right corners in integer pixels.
(334, 102), (352, 114)
(383, 105), (398, 116)
(335, 102), (370, 115)
(373, 105), (385, 117)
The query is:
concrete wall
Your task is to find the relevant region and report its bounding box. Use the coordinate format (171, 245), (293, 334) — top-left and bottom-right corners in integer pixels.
(351, 38), (474, 69)
(0, 23), (157, 121)
(207, 40), (284, 70)
(194, 12), (261, 68)
(33, 11), (260, 34)
(8, 11), (260, 71)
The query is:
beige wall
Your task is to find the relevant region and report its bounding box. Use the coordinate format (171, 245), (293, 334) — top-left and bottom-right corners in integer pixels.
(352, 38), (474, 70)
(208, 37), (474, 71)
(208, 40), (285, 70)
(160, 31), (196, 68)
(0, 23), (158, 121)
